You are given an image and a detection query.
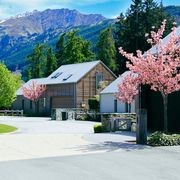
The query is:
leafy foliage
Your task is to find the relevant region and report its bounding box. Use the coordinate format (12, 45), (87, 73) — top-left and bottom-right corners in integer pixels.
(118, 20), (180, 133)
(88, 98), (99, 111)
(22, 81), (46, 114)
(96, 26), (117, 72)
(26, 44), (47, 80)
(46, 47), (57, 76)
(56, 30), (95, 65)
(0, 63), (21, 108)
(114, 0), (174, 73)
(94, 124), (103, 133)
(148, 131), (180, 146)
(22, 81), (46, 102)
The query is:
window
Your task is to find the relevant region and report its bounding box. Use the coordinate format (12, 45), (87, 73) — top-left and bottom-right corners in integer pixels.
(96, 72), (103, 89)
(51, 72), (62, 79)
(114, 100), (117, 113)
(63, 74), (73, 81)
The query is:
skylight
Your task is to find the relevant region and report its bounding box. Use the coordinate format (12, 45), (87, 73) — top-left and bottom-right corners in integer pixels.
(51, 72), (62, 79)
(63, 74), (73, 81)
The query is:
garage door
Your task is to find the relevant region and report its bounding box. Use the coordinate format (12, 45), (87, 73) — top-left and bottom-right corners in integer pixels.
(51, 96), (74, 108)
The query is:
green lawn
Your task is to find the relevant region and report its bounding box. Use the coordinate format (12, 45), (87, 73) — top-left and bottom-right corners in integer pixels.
(0, 124), (17, 134)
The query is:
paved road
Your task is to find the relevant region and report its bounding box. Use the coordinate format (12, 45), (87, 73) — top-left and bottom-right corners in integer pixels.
(0, 148), (179, 180)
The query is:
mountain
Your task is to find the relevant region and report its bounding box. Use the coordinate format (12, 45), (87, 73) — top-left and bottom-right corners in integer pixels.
(164, 6), (180, 26)
(0, 8), (110, 71)
(0, 6), (179, 73)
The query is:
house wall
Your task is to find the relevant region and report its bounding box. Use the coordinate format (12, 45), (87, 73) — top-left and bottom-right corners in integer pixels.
(76, 63), (116, 108)
(100, 93), (135, 113)
(13, 83), (75, 116)
(143, 89), (180, 132)
(13, 95), (36, 115)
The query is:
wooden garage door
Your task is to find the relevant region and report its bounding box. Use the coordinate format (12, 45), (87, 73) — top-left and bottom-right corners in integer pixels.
(51, 96), (74, 108)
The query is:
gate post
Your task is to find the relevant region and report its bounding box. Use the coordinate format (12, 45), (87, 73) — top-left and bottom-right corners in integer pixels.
(136, 109), (147, 145)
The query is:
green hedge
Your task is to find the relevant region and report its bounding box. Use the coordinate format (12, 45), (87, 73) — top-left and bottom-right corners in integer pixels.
(148, 131), (180, 146)
(88, 98), (99, 111)
(94, 124), (103, 133)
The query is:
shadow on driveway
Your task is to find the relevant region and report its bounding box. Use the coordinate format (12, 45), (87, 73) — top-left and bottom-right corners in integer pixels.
(69, 141), (151, 153)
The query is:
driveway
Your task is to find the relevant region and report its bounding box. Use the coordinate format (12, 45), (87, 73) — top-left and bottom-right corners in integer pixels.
(0, 116), (136, 161)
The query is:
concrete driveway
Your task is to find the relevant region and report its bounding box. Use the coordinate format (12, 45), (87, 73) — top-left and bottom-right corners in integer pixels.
(0, 116), (136, 161)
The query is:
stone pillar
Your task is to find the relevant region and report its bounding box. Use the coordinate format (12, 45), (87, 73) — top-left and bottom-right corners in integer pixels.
(136, 109), (147, 145)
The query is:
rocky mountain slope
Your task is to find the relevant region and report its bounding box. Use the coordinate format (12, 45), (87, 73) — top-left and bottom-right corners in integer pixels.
(0, 8), (109, 70)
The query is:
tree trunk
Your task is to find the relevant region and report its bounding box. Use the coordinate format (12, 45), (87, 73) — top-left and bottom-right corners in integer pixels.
(162, 93), (168, 133)
(128, 103), (131, 113)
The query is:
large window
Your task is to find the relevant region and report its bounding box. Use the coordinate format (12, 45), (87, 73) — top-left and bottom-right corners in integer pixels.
(95, 72), (103, 90)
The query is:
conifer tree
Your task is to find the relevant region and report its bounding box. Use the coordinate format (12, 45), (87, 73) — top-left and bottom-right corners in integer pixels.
(46, 47), (57, 76)
(97, 26), (117, 72)
(26, 44), (47, 80)
(55, 30), (95, 65)
(115, 0), (174, 73)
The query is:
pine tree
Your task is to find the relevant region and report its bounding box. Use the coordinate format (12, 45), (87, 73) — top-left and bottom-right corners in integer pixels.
(97, 26), (117, 72)
(56, 33), (65, 67)
(115, 0), (174, 74)
(55, 30), (95, 65)
(46, 48), (57, 76)
(26, 44), (47, 80)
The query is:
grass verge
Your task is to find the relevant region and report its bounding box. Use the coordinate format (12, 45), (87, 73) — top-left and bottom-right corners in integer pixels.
(0, 124), (17, 134)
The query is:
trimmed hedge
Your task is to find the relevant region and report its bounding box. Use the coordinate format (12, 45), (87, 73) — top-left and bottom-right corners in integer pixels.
(88, 98), (99, 111)
(94, 124), (103, 133)
(148, 131), (180, 146)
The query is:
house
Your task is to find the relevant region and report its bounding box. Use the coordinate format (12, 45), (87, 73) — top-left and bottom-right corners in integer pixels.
(13, 61), (116, 115)
(100, 71), (136, 113)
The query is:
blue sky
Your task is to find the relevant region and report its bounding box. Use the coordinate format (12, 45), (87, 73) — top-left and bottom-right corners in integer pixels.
(0, 0), (179, 19)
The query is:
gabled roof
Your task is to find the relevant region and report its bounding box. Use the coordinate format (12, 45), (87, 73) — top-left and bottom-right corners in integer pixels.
(17, 60), (116, 95)
(148, 26), (180, 54)
(101, 71), (131, 94)
(45, 60), (101, 85)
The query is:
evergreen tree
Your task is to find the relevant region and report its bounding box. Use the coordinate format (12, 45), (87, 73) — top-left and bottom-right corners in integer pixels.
(97, 26), (117, 72)
(55, 30), (95, 65)
(56, 33), (65, 67)
(26, 44), (47, 80)
(46, 47), (57, 76)
(115, 0), (174, 74)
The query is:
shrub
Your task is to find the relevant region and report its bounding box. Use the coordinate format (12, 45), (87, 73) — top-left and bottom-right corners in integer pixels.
(148, 131), (180, 146)
(88, 98), (99, 111)
(94, 124), (103, 133)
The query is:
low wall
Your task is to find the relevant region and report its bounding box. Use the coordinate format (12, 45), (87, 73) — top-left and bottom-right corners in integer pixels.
(101, 113), (137, 132)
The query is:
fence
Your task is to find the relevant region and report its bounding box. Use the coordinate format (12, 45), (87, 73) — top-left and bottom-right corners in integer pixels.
(0, 110), (23, 116)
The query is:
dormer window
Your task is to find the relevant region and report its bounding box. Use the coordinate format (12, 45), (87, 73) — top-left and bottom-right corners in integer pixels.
(51, 72), (62, 79)
(63, 74), (73, 81)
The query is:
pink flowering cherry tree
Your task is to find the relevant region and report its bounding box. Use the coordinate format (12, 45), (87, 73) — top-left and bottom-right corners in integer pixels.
(116, 73), (140, 112)
(22, 81), (46, 114)
(117, 20), (180, 133)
